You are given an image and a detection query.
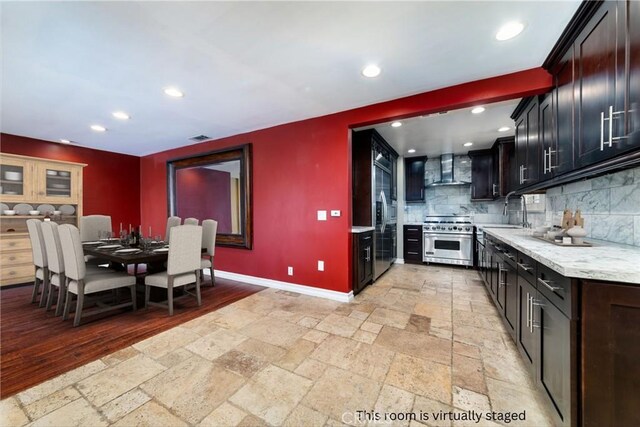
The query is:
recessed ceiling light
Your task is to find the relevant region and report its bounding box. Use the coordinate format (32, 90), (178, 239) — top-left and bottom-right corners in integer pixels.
(112, 111), (130, 120)
(464, 142), (473, 147)
(496, 21), (525, 41)
(407, 149), (416, 154)
(362, 64), (381, 78)
(471, 107), (485, 114)
(59, 139), (71, 144)
(90, 124), (107, 132)
(498, 126), (511, 132)
(164, 87), (184, 97)
(391, 121), (402, 128)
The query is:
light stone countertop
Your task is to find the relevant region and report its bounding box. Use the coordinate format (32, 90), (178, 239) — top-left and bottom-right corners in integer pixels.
(351, 226), (375, 233)
(484, 228), (640, 284)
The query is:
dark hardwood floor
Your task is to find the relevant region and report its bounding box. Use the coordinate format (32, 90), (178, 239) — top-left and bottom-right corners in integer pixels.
(0, 277), (264, 398)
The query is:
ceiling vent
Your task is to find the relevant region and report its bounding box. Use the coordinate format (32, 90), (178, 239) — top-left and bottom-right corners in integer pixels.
(189, 134), (210, 142)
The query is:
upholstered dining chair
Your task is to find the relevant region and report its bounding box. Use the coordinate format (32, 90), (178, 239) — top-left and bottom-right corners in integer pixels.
(200, 219), (218, 286)
(79, 215), (112, 241)
(165, 216), (181, 242)
(41, 222), (102, 316)
(184, 217), (199, 225)
(40, 222), (67, 316)
(145, 225), (202, 316)
(26, 219), (49, 307)
(58, 224), (136, 327)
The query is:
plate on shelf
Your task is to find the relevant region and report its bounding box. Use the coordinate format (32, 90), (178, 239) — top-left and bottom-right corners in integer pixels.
(0, 203), (8, 212)
(46, 170), (58, 176)
(59, 205), (75, 215)
(13, 203), (33, 215)
(50, 183), (68, 189)
(58, 171), (70, 177)
(98, 244), (122, 249)
(4, 191), (18, 195)
(82, 241), (103, 245)
(153, 248), (169, 253)
(37, 204), (56, 215)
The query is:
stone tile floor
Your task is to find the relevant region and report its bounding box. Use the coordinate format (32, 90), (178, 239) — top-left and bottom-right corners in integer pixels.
(0, 264), (555, 426)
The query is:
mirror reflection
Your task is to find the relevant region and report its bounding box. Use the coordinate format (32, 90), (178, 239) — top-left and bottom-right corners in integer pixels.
(168, 143), (252, 249)
(175, 160), (242, 234)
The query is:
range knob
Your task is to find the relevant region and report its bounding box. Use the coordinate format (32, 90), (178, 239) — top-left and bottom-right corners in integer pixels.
(465, 226), (471, 231)
(448, 226), (453, 230)
(453, 226), (458, 230)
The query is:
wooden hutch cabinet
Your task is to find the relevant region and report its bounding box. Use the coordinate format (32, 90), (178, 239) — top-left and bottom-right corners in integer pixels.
(0, 153), (85, 286)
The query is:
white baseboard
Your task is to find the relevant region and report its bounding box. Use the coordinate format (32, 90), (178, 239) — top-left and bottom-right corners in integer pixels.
(394, 258), (405, 264)
(207, 270), (354, 303)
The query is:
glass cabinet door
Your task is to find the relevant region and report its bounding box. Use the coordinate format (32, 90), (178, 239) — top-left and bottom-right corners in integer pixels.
(36, 163), (79, 203)
(0, 157), (32, 202)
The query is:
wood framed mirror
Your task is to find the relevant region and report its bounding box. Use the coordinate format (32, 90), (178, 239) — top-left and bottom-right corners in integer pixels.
(167, 144), (252, 249)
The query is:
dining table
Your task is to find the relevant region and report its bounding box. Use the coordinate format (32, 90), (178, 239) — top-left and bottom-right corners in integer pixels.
(82, 239), (170, 270)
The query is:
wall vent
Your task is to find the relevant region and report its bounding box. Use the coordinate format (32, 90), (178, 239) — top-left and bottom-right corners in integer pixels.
(189, 134), (210, 142)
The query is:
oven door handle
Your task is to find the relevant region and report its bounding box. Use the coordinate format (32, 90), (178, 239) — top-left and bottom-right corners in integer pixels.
(422, 232), (472, 239)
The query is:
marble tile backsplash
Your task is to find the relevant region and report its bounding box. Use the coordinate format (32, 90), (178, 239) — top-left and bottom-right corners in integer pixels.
(404, 155), (509, 225)
(508, 166), (640, 246)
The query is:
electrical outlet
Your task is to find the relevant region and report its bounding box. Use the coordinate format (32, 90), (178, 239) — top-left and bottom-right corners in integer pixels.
(317, 210), (327, 221)
(330, 210), (341, 217)
(287, 266), (293, 276)
(318, 260), (324, 271)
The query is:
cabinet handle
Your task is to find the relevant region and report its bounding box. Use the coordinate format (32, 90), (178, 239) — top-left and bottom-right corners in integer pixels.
(472, 185), (476, 198)
(492, 183), (498, 196)
(531, 298), (543, 329)
(537, 277), (562, 293)
(407, 228), (418, 232)
(517, 262), (532, 272)
(407, 238), (418, 242)
(548, 149), (556, 171)
(420, 188), (424, 199)
(600, 110), (605, 151)
(363, 236), (371, 240)
(498, 264), (507, 287)
(407, 251), (418, 255)
(503, 252), (515, 260)
(609, 106), (629, 145)
(521, 166), (527, 183)
(526, 292), (531, 331)
(543, 148), (548, 174)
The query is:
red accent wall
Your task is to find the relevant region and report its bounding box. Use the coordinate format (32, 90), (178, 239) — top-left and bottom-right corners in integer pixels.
(0, 134), (141, 231)
(141, 68), (552, 293)
(176, 168), (232, 232)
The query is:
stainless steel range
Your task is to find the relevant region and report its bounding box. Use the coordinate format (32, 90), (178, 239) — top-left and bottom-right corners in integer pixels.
(423, 215), (474, 267)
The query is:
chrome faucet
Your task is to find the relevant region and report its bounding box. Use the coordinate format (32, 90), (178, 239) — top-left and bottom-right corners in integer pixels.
(503, 191), (531, 228)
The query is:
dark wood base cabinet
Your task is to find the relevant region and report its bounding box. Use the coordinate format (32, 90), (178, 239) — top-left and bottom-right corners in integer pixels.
(352, 231), (373, 295)
(581, 281), (640, 427)
(403, 225), (423, 264)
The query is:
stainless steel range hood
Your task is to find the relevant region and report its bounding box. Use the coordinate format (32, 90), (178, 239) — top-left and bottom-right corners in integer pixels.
(426, 153), (470, 187)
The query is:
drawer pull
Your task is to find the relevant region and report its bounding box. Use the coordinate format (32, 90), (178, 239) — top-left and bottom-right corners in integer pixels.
(407, 228), (419, 231)
(407, 238), (418, 242)
(8, 242), (16, 247)
(503, 252), (515, 260)
(363, 236), (371, 240)
(538, 277), (562, 293)
(407, 251), (418, 255)
(517, 262), (532, 272)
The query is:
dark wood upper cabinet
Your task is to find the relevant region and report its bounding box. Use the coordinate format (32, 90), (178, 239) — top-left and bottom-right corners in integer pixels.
(625, 0), (640, 149)
(552, 47), (576, 176)
(575, 0), (626, 168)
(512, 97), (540, 188)
(404, 156), (426, 202)
(468, 149), (494, 200)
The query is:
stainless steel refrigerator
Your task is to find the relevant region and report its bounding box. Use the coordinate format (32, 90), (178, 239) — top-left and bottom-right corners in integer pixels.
(373, 153), (397, 280)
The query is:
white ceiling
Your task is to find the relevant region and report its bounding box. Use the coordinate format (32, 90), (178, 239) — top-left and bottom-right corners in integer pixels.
(372, 99), (521, 158)
(1, 1), (580, 156)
